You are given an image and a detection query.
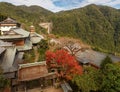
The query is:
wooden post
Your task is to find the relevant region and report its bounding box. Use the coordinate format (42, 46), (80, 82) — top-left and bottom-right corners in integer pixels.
(24, 82), (27, 92)
(53, 78), (55, 86)
(44, 78), (47, 87)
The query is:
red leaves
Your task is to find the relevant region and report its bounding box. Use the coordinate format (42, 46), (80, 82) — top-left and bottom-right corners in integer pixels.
(46, 50), (56, 62)
(45, 49), (83, 80)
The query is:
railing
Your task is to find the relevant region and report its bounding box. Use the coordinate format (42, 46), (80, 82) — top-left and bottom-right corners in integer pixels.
(61, 81), (73, 92)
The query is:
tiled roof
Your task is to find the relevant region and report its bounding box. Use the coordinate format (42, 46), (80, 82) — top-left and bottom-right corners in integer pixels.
(76, 50), (120, 66)
(1, 47), (17, 73)
(13, 28), (30, 37)
(0, 40), (13, 46)
(0, 28), (30, 39)
(19, 61), (46, 69)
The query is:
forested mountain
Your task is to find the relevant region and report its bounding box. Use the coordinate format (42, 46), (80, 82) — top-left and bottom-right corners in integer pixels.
(49, 4), (120, 54)
(18, 5), (52, 16)
(0, 2), (53, 30)
(0, 2), (120, 54)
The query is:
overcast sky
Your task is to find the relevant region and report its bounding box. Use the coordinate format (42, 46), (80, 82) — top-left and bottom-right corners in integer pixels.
(0, 0), (120, 12)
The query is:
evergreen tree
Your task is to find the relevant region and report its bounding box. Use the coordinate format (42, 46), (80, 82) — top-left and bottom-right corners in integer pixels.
(100, 64), (120, 92)
(100, 56), (113, 70)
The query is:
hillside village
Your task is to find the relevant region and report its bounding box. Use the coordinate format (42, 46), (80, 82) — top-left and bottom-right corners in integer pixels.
(0, 17), (82, 92)
(0, 15), (120, 91)
(0, 17), (56, 92)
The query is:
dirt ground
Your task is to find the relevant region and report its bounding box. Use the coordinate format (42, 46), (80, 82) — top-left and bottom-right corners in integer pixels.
(27, 86), (63, 92)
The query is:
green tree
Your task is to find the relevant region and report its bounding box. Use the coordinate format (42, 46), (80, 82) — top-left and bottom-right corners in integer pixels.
(23, 49), (35, 63)
(100, 56), (113, 70)
(72, 66), (100, 92)
(38, 39), (49, 50)
(38, 39), (49, 61)
(100, 64), (120, 92)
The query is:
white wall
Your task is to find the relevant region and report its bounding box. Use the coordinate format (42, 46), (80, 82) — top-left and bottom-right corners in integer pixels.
(0, 26), (16, 31)
(0, 26), (17, 35)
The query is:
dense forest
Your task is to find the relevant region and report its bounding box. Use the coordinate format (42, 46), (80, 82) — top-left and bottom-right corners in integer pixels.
(50, 4), (120, 54)
(0, 2), (120, 54)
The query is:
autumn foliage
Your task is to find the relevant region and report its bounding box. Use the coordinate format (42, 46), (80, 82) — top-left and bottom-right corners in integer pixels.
(46, 49), (83, 80)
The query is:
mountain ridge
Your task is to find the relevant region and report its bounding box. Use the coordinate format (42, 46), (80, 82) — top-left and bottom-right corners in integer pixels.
(0, 2), (120, 54)
(49, 4), (120, 54)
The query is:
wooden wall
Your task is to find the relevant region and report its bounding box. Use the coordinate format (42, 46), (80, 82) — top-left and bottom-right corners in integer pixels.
(18, 65), (48, 81)
(13, 39), (24, 46)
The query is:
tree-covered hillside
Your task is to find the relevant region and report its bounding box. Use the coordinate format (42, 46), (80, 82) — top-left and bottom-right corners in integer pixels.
(0, 2), (120, 54)
(0, 2), (53, 31)
(49, 4), (120, 54)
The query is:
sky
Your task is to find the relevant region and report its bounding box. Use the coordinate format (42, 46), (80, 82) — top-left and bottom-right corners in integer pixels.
(0, 0), (120, 12)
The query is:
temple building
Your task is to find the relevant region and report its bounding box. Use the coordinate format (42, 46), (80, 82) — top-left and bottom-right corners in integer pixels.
(0, 17), (44, 51)
(0, 17), (20, 35)
(0, 18), (32, 51)
(0, 17), (57, 92)
(0, 17), (44, 76)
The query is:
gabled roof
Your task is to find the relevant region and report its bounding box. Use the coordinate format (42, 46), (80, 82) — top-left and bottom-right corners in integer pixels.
(19, 61), (46, 69)
(0, 17), (17, 24)
(13, 28), (30, 37)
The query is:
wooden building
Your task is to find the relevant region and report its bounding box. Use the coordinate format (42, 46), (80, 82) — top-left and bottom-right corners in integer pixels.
(18, 61), (56, 81)
(0, 17), (46, 91)
(0, 17), (20, 35)
(12, 61), (57, 91)
(0, 17), (32, 51)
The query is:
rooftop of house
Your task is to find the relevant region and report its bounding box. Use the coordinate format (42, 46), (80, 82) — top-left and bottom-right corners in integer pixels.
(19, 61), (46, 69)
(0, 17), (17, 24)
(0, 47), (6, 54)
(30, 32), (44, 44)
(1, 46), (17, 73)
(0, 49), (24, 75)
(0, 28), (30, 39)
(76, 50), (120, 67)
(0, 40), (13, 46)
(0, 40), (24, 75)
(2, 51), (24, 78)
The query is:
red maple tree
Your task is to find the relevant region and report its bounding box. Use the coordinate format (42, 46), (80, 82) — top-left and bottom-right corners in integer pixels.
(46, 49), (83, 80)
